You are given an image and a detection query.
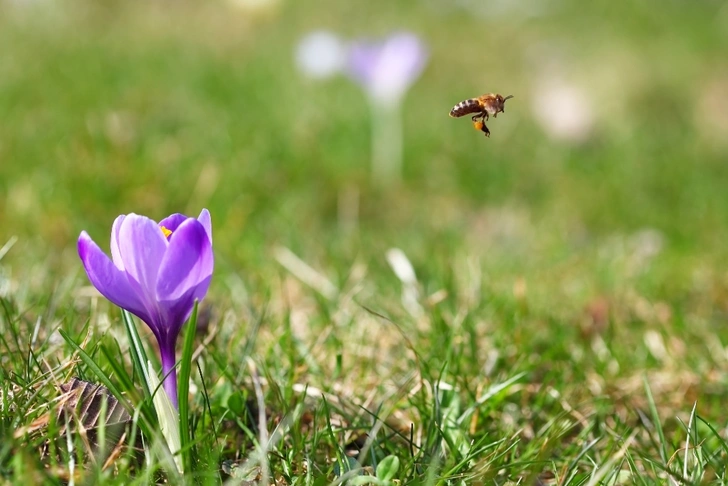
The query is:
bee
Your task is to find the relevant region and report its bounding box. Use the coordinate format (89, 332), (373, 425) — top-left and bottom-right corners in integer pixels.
(449, 93), (513, 137)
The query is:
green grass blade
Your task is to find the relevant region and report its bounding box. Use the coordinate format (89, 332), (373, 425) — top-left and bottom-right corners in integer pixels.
(178, 301), (199, 476)
(99, 343), (136, 393)
(683, 401), (698, 480)
(642, 376), (668, 465)
(122, 309), (152, 400)
(58, 328), (129, 410)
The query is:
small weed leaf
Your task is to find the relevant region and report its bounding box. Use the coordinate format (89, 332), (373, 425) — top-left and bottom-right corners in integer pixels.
(221, 460), (262, 483)
(376, 455), (400, 481)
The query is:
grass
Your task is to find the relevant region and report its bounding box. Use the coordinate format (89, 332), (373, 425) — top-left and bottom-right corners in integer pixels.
(2, 0), (728, 483)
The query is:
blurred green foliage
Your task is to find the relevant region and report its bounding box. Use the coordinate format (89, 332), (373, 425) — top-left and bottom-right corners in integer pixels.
(0, 0), (727, 295)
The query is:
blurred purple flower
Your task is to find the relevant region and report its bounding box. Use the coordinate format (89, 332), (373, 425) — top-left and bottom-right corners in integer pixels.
(347, 32), (428, 104)
(78, 209), (214, 408)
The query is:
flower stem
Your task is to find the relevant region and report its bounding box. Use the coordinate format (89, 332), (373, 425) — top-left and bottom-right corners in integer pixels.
(370, 99), (403, 184)
(160, 349), (179, 409)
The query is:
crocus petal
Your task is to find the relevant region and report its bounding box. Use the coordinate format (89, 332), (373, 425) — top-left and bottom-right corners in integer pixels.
(78, 231), (149, 319)
(156, 218), (213, 303)
(197, 208), (212, 243)
(110, 215), (126, 270)
(117, 215), (168, 316)
(158, 213), (188, 233)
(156, 218), (213, 343)
(118, 214), (168, 291)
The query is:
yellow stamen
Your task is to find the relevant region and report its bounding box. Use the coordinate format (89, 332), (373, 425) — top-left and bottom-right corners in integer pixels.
(160, 226), (173, 238)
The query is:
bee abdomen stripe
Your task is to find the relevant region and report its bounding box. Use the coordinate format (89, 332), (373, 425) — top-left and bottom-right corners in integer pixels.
(449, 99), (482, 117)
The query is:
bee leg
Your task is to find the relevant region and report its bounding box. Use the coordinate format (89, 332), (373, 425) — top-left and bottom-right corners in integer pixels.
(470, 119), (491, 136)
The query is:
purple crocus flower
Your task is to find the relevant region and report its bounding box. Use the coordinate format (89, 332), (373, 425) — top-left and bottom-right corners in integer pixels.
(78, 209), (213, 408)
(346, 32), (428, 104)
